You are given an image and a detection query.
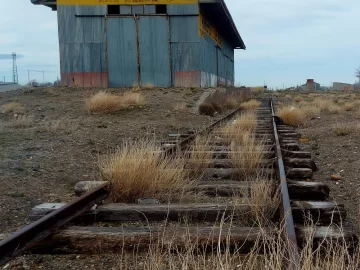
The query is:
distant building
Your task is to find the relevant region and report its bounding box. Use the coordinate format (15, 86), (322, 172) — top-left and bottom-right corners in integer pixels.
(333, 82), (353, 91)
(300, 79), (321, 91)
(31, 0), (246, 88)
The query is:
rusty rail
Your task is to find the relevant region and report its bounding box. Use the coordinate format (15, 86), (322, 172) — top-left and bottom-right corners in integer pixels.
(0, 183), (109, 265)
(270, 98), (300, 268)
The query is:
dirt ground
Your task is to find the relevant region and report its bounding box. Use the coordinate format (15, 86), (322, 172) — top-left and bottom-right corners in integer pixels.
(0, 86), (227, 236)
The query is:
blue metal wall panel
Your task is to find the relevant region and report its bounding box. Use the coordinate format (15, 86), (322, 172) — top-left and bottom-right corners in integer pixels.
(138, 16), (170, 87)
(107, 18), (138, 87)
(170, 17), (199, 42)
(200, 38), (216, 75)
(144, 5), (156, 14)
(82, 43), (106, 72)
(132, 5), (144, 14)
(120, 5), (131, 14)
(58, 6), (76, 44)
(167, 4), (198, 15)
(75, 5), (106, 15)
(171, 42), (200, 83)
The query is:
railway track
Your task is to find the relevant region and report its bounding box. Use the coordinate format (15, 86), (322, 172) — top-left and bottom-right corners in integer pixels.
(0, 97), (358, 268)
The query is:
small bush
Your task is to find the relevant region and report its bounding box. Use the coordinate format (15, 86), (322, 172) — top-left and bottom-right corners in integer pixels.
(333, 123), (353, 136)
(99, 141), (189, 203)
(199, 103), (216, 116)
(277, 107), (305, 127)
(240, 99), (261, 110)
(1, 102), (25, 114)
(85, 91), (145, 113)
(294, 96), (303, 103)
(343, 103), (355, 111)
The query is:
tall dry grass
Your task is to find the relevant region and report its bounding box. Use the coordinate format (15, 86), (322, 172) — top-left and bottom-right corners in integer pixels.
(230, 133), (265, 177)
(116, 222), (359, 270)
(240, 99), (261, 110)
(1, 102), (25, 114)
(99, 140), (190, 203)
(188, 136), (212, 176)
(85, 91), (145, 113)
(220, 112), (257, 136)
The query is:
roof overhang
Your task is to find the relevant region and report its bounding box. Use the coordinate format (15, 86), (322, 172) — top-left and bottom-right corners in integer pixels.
(199, 0), (245, 49)
(31, 0), (57, 10)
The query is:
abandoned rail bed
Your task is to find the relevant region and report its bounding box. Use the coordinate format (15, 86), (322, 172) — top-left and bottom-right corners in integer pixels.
(0, 98), (358, 267)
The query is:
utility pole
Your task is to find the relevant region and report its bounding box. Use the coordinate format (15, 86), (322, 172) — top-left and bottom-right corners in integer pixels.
(12, 52), (18, 84)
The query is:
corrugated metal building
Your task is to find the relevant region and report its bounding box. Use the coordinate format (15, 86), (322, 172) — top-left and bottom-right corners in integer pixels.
(31, 0), (245, 88)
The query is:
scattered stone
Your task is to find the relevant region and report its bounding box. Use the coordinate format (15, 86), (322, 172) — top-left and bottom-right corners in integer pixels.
(331, 174), (342, 181)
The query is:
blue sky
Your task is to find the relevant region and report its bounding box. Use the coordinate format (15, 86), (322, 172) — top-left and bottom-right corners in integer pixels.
(0, 0), (359, 88)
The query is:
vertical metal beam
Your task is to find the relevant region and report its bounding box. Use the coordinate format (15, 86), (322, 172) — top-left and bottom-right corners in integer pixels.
(135, 15), (141, 85)
(271, 98), (300, 269)
(167, 15), (173, 87)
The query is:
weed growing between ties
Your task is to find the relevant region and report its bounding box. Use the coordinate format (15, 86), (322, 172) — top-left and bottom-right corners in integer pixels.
(99, 140), (190, 203)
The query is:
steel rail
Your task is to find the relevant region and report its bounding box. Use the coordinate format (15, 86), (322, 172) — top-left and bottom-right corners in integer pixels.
(0, 183), (109, 266)
(165, 108), (242, 156)
(270, 98), (300, 269)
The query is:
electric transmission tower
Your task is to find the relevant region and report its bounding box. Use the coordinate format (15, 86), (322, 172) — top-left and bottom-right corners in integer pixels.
(12, 52), (18, 84)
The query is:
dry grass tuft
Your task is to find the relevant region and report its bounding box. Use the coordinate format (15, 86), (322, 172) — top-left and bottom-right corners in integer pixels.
(85, 91), (145, 113)
(250, 87), (264, 96)
(1, 102), (25, 114)
(142, 83), (155, 90)
(294, 96), (303, 103)
(333, 123), (354, 136)
(240, 99), (261, 110)
(188, 136), (212, 176)
(42, 118), (79, 133)
(355, 111), (360, 119)
(6, 115), (34, 128)
(230, 133), (265, 177)
(343, 103), (355, 111)
(99, 140), (189, 203)
(302, 106), (320, 119)
(173, 103), (187, 112)
(221, 112), (257, 136)
(277, 106), (305, 127)
(328, 104), (342, 114)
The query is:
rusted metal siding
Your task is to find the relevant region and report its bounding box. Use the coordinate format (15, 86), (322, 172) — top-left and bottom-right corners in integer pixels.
(138, 16), (171, 87)
(58, 5), (108, 87)
(170, 16), (200, 87)
(107, 17), (138, 87)
(167, 4), (198, 15)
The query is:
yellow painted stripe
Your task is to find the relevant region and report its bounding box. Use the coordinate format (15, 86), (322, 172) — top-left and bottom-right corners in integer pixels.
(57, 0), (198, 5)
